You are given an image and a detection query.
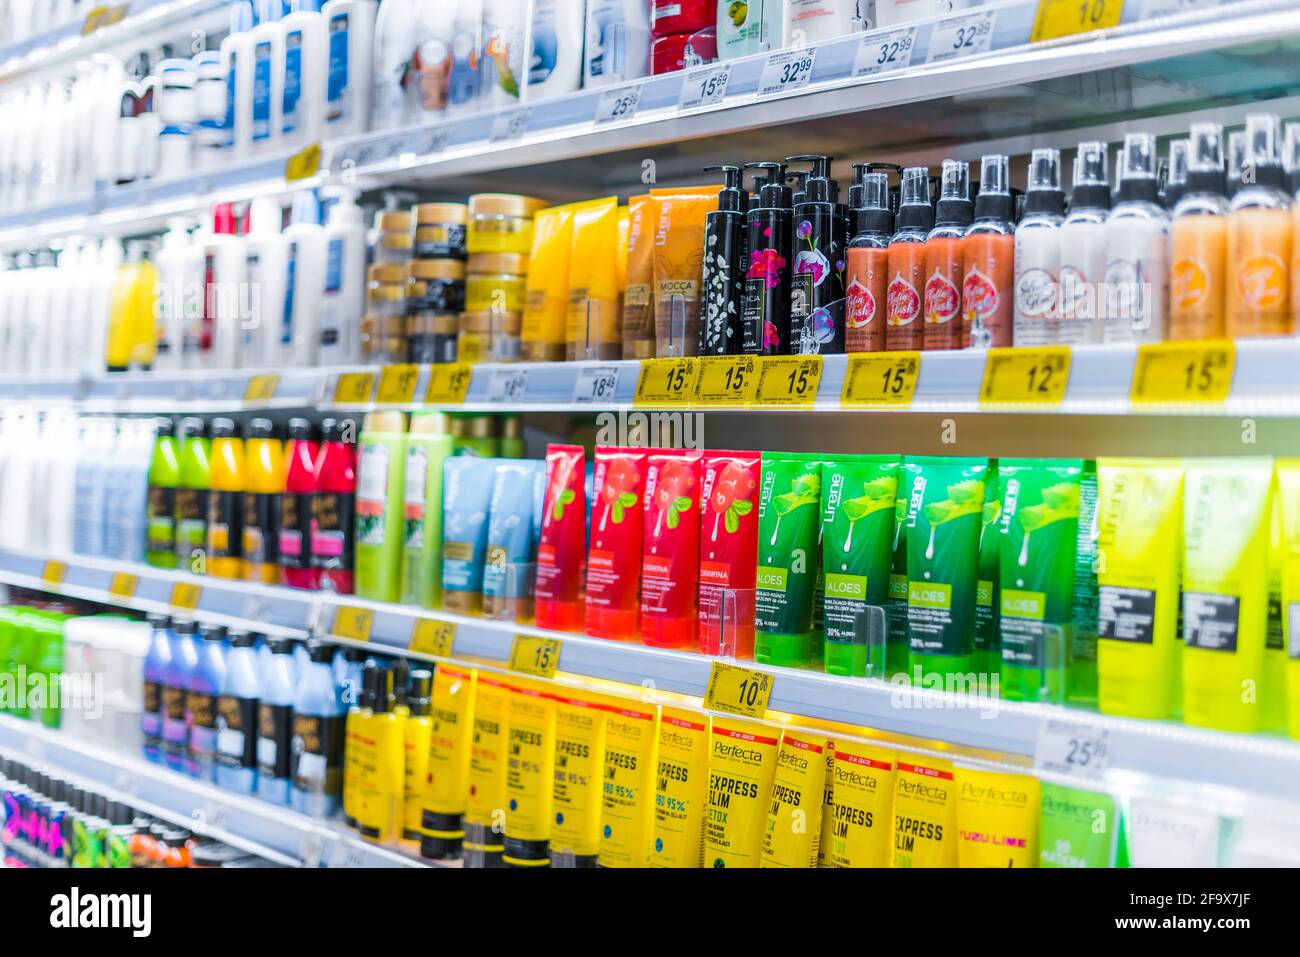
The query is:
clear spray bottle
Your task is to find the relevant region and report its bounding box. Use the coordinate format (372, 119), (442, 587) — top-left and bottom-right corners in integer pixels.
(1058, 143), (1110, 345)
(1103, 133), (1169, 344)
(1013, 148), (1065, 346)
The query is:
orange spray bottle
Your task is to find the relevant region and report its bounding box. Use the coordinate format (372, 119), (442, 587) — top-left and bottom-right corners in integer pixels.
(844, 167), (895, 353)
(1227, 114), (1293, 338)
(885, 167), (933, 351)
(924, 160), (973, 351)
(1169, 123), (1229, 341)
(962, 154), (1015, 348)
(1286, 122), (1300, 326)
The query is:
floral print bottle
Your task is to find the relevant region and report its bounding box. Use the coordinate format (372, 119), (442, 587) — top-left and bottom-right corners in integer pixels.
(740, 161), (794, 355)
(699, 165), (749, 356)
(787, 155), (847, 354)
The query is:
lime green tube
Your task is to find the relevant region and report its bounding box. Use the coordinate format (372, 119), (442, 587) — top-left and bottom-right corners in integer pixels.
(904, 457), (989, 686)
(755, 454), (823, 668)
(0, 607), (20, 716)
(1181, 458), (1272, 733)
(355, 412), (408, 603)
(997, 459), (1083, 703)
(1096, 459), (1184, 720)
(887, 465), (912, 678)
(973, 465), (1001, 681)
(1275, 460), (1300, 740)
(1263, 488), (1287, 732)
(401, 417), (454, 609)
(819, 455), (900, 677)
(1039, 783), (1118, 868)
(1068, 464), (1100, 707)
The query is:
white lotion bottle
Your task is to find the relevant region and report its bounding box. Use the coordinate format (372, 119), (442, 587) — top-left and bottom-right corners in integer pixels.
(528, 0), (584, 101)
(1013, 148), (1066, 346)
(242, 199), (289, 369)
(201, 203), (248, 370)
(250, 1), (288, 155)
(1057, 142), (1111, 345)
(155, 219), (203, 372)
(221, 5), (258, 160)
(1104, 132), (1170, 344)
(320, 186), (367, 365)
(322, 0), (377, 139)
(282, 190), (327, 366)
(281, 0), (328, 149)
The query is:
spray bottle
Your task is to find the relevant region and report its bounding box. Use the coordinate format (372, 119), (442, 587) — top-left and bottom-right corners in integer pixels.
(1170, 123), (1229, 340)
(1057, 143), (1110, 345)
(1226, 114), (1292, 338)
(787, 154), (846, 354)
(741, 161), (793, 355)
(1104, 133), (1169, 344)
(1014, 149), (1066, 346)
(962, 154), (1014, 348)
(699, 164), (748, 356)
(845, 166), (894, 353)
(924, 159), (973, 351)
(885, 167), (932, 351)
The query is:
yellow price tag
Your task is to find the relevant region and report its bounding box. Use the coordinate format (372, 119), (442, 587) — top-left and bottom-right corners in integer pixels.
(285, 143), (322, 182)
(376, 364), (420, 404)
(170, 582), (202, 611)
(1031, 0), (1124, 42)
(333, 371), (376, 404)
(980, 346), (1071, 405)
(81, 4), (126, 34)
(704, 662), (774, 719)
(1130, 340), (1235, 404)
(243, 374), (279, 402)
(756, 355), (823, 406)
(508, 634), (562, 678)
(41, 561), (67, 589)
(424, 362), (474, 405)
(409, 618), (456, 658)
(332, 606), (374, 642)
(634, 357), (698, 407)
(694, 356), (759, 406)
(841, 352), (920, 406)
(109, 573), (139, 599)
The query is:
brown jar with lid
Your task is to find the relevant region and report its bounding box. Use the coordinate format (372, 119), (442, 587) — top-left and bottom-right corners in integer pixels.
(413, 203), (468, 260)
(459, 309), (522, 364)
(363, 264), (409, 363)
(467, 193), (548, 255)
(372, 211), (412, 265)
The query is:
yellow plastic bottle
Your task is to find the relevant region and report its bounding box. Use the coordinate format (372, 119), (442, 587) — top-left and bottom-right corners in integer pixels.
(1226, 115), (1293, 338)
(206, 418), (247, 580)
(1276, 459), (1300, 740)
(243, 418), (286, 584)
(105, 241), (160, 371)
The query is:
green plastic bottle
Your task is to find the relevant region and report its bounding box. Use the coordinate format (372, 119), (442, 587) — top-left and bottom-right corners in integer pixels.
(401, 413), (454, 609)
(174, 417), (212, 575)
(355, 412), (408, 603)
(146, 417), (181, 568)
(0, 607), (19, 716)
(29, 611), (69, 729)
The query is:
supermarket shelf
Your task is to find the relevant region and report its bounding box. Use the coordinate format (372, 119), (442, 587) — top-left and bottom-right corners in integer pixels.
(7, 338), (1300, 417)
(4, 0), (1300, 245)
(5, 548), (1293, 805)
(0, 714), (428, 868)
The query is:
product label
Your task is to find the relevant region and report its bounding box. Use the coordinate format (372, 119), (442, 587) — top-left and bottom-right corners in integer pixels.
(424, 666), (474, 825)
(705, 720), (779, 868)
(186, 691), (218, 765)
(761, 733), (829, 869)
(282, 29), (303, 132)
(1098, 585), (1156, 643)
(886, 273), (920, 326)
(326, 14), (350, 120)
(1171, 257), (1211, 310)
(599, 703), (658, 868)
(890, 761), (956, 867)
(466, 676), (510, 834)
(215, 694), (259, 770)
(1039, 782), (1116, 868)
(1183, 592), (1240, 652)
(1236, 253), (1287, 310)
(503, 685), (554, 860)
(243, 492), (280, 567)
(161, 683), (188, 758)
(403, 447), (428, 551)
(206, 489), (244, 560)
(311, 492), (356, 572)
(252, 40), (272, 140)
(146, 485), (176, 553)
(550, 695), (606, 860)
(142, 680), (162, 743)
(278, 492), (313, 568)
(824, 742), (894, 868)
(924, 269), (960, 325)
(999, 588), (1049, 667)
(357, 443), (391, 547)
(291, 712), (344, 797)
(653, 709), (710, 869)
(324, 237), (343, 296)
(415, 223), (467, 260)
(174, 487), (209, 567)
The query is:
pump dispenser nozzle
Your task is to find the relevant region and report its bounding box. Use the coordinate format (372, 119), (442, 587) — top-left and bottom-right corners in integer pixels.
(1164, 139), (1189, 209)
(785, 155), (837, 203)
(703, 164), (746, 212)
(972, 154), (1014, 220)
(1241, 113), (1285, 190)
(934, 159), (973, 228)
(1069, 142), (1110, 212)
(1021, 148), (1066, 216)
(1184, 123), (1226, 198)
(851, 170), (893, 235)
(894, 166), (934, 231)
(1116, 134), (1158, 204)
(1285, 122), (1300, 195)
(744, 161), (792, 208)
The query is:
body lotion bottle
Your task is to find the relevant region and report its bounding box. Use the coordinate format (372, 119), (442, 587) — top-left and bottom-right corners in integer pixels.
(1103, 133), (1169, 344)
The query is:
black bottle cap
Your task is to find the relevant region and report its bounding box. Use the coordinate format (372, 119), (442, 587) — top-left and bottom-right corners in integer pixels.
(211, 417), (236, 438)
(703, 164), (746, 213)
(1068, 183), (1111, 212)
(173, 619), (198, 635)
(111, 801), (134, 826)
(287, 417), (314, 441)
(228, 629), (256, 648)
(392, 657), (410, 707)
(786, 154), (837, 204)
(146, 612), (171, 629)
(1023, 188), (1065, 215)
(744, 162), (792, 209)
(268, 636), (296, 655)
(306, 639), (335, 664)
(199, 623), (227, 642)
(345, 646), (369, 663)
(407, 669), (433, 717)
(1185, 168), (1227, 198)
(1116, 177), (1158, 204)
(850, 167), (894, 235)
(248, 417), (275, 439)
(180, 417), (207, 439)
(154, 416), (175, 437)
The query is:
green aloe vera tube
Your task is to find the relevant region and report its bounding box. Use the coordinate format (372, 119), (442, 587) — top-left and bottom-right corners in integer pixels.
(973, 465), (1001, 681)
(887, 465), (912, 678)
(998, 459), (1084, 702)
(820, 455), (901, 677)
(904, 457), (989, 685)
(1039, 783), (1118, 868)
(756, 454), (824, 668)
(1068, 463), (1100, 706)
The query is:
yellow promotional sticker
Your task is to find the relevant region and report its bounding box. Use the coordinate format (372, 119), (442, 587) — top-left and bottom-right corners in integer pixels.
(408, 618), (455, 659)
(756, 355), (823, 406)
(424, 362), (474, 404)
(955, 767), (1041, 867)
(502, 679), (556, 865)
(333, 371), (376, 404)
(464, 674), (512, 854)
(1130, 340), (1234, 404)
(761, 732), (832, 869)
(980, 346), (1071, 405)
(652, 708), (711, 869)
(598, 699), (659, 868)
(694, 355), (759, 406)
(109, 572), (139, 599)
(243, 374), (279, 403)
(1031, 0), (1123, 43)
(704, 717), (780, 868)
(549, 690), (609, 862)
(376, 363), (420, 404)
(423, 665), (476, 841)
(891, 758), (958, 868)
(634, 357), (698, 407)
(824, 741), (896, 868)
(840, 352), (920, 406)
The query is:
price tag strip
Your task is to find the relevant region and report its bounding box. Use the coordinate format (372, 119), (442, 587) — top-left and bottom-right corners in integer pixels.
(678, 64), (731, 111)
(41, 561), (67, 590)
(634, 357), (698, 407)
(332, 606), (374, 643)
(109, 573), (139, 599)
(490, 107), (531, 143)
(332, 371), (376, 405)
(980, 346), (1071, 406)
(841, 352), (920, 406)
(594, 83), (642, 125)
(694, 355), (759, 406)
(926, 9), (999, 64)
(1031, 0), (1124, 43)
(424, 362), (474, 405)
(572, 364), (620, 404)
(508, 635), (562, 678)
(1034, 717), (1111, 782)
(852, 26), (919, 77)
(1130, 340), (1234, 404)
(704, 662), (774, 720)
(488, 367), (530, 403)
(756, 355), (823, 407)
(409, 618), (456, 658)
(375, 364), (420, 404)
(243, 374), (279, 403)
(758, 47), (819, 97)
(285, 143), (323, 182)
(170, 582), (202, 611)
